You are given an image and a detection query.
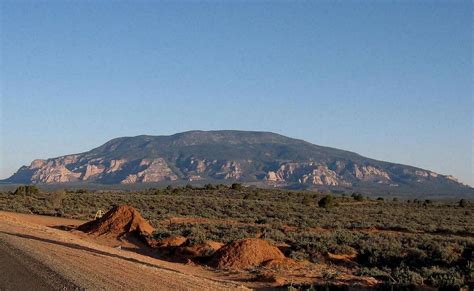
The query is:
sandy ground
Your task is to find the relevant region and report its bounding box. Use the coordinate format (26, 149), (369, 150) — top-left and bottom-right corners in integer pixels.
(0, 211), (248, 290)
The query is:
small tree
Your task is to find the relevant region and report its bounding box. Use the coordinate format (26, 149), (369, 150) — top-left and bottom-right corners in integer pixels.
(231, 183), (242, 190)
(351, 192), (364, 202)
(318, 195), (334, 209)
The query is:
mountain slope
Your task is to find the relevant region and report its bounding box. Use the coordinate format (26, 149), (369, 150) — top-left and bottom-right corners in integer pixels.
(4, 130), (471, 195)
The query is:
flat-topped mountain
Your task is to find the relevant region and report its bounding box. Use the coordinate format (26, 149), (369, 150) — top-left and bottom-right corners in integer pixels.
(4, 130), (471, 195)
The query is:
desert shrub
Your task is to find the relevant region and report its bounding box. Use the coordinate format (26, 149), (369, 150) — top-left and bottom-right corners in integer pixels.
(422, 266), (465, 288)
(302, 196), (312, 206)
(159, 223), (262, 244)
(172, 188), (180, 194)
(329, 244), (355, 255)
(404, 247), (428, 267)
(260, 227), (287, 242)
(48, 189), (66, 209)
(181, 225), (209, 244)
(392, 265), (424, 286)
(356, 267), (392, 281)
(231, 183), (242, 190)
(318, 195), (334, 209)
(204, 183), (215, 190)
(421, 241), (461, 265)
(351, 193), (364, 201)
(14, 185), (40, 196)
(288, 249), (310, 261)
(459, 199), (467, 208)
(357, 234), (404, 267)
(152, 226), (182, 240)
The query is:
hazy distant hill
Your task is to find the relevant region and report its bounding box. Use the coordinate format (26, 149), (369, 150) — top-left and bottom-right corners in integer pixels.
(4, 130), (472, 195)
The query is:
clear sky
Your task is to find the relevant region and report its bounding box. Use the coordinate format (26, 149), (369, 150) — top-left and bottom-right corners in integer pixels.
(0, 1), (472, 185)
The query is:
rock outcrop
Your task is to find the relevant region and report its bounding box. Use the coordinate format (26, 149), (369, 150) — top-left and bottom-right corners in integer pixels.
(121, 158), (178, 184)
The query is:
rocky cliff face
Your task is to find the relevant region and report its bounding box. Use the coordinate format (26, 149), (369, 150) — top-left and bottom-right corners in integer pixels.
(4, 130), (471, 195)
(263, 161), (436, 187)
(13, 157), (179, 185)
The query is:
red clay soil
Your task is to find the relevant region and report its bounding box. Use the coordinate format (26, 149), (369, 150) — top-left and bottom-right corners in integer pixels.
(261, 258), (297, 269)
(211, 238), (285, 270)
(77, 205), (154, 237)
(155, 236), (188, 248)
(178, 241), (224, 258)
(327, 252), (357, 262)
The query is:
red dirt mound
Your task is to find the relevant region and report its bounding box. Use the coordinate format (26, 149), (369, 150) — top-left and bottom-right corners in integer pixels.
(155, 236), (188, 248)
(210, 238), (285, 270)
(78, 205), (154, 237)
(178, 240), (224, 258)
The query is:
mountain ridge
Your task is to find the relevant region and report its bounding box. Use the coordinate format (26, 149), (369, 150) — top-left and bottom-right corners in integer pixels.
(4, 130), (471, 195)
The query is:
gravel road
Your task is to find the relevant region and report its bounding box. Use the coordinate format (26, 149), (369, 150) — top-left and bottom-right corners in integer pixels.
(0, 211), (247, 291)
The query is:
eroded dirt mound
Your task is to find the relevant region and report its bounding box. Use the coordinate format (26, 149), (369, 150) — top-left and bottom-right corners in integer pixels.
(178, 240), (224, 258)
(210, 238), (285, 270)
(78, 205), (154, 237)
(155, 236), (188, 248)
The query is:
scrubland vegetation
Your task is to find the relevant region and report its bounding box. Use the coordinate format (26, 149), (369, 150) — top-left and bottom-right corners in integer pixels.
(0, 184), (472, 289)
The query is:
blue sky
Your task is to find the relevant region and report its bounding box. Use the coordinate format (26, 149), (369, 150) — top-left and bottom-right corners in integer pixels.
(1, 1), (472, 185)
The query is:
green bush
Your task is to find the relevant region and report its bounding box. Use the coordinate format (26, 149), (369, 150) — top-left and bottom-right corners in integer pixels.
(13, 185), (40, 196)
(351, 193), (364, 201)
(423, 267), (465, 288)
(318, 195), (334, 209)
(48, 190), (66, 209)
(231, 183), (242, 190)
(392, 265), (424, 286)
